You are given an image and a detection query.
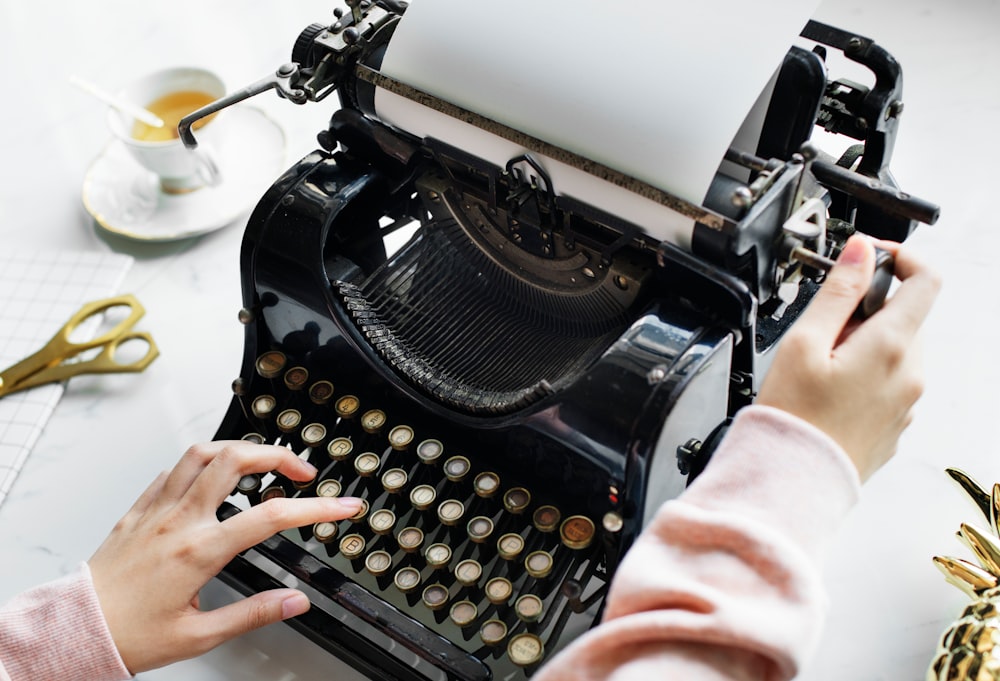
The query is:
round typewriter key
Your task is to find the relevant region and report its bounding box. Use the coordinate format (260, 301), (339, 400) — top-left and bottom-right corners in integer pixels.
(397, 526), (425, 553)
(261, 485), (286, 502)
(394, 566), (422, 593)
(409, 484), (437, 511)
(449, 600), (478, 627)
(514, 593), (543, 623)
(508, 633), (545, 667)
(368, 508), (396, 535)
(560, 515), (596, 550)
(255, 350), (286, 378)
(308, 380), (334, 405)
(349, 498), (370, 523)
(603, 511), (624, 533)
(354, 452), (381, 477)
(335, 395), (360, 419)
(503, 487), (531, 514)
(301, 423), (327, 446)
(251, 395), (276, 419)
(485, 577), (513, 605)
(443, 456), (471, 482)
(381, 467), (408, 494)
(467, 516), (494, 543)
(316, 479), (342, 498)
(532, 505), (561, 533)
(240, 432), (265, 444)
(283, 366), (309, 391)
(497, 533), (526, 561)
(421, 584), (450, 611)
(416, 439), (444, 464)
(327, 437), (353, 461)
(339, 533), (366, 559)
(236, 473), (261, 494)
(425, 543), (452, 569)
(313, 521), (338, 544)
(365, 550), (393, 576)
(454, 559), (482, 587)
(437, 499), (465, 526)
(473, 472), (500, 498)
(525, 550), (554, 579)
(479, 619), (508, 647)
(276, 409), (302, 433)
(361, 409), (387, 434)
(388, 425), (414, 450)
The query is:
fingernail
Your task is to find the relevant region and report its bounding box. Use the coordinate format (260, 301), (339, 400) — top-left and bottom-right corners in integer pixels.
(301, 461), (319, 475)
(335, 496), (364, 512)
(836, 236), (869, 267)
(281, 591), (310, 619)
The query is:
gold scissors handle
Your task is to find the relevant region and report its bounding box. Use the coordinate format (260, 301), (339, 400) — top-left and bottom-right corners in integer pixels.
(0, 294), (159, 399)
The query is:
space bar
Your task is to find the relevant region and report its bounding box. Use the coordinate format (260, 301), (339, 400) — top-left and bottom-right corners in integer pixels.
(218, 503), (491, 681)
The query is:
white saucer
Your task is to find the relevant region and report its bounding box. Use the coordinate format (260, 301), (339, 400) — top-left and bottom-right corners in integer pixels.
(82, 106), (286, 242)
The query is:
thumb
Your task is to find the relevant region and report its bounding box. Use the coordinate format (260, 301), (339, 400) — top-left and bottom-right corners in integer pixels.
(194, 589), (310, 650)
(796, 235), (876, 344)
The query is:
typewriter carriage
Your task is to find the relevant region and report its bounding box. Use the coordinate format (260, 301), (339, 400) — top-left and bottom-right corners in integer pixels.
(195, 5), (940, 680)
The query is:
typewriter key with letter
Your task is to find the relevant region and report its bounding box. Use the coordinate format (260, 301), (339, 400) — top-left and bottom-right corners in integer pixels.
(276, 409), (302, 433)
(283, 366), (309, 391)
(254, 350), (285, 378)
(450, 600), (478, 628)
(327, 437), (353, 461)
(307, 379), (334, 405)
(388, 424), (414, 450)
(514, 593), (543, 623)
(533, 505), (561, 533)
(416, 438), (444, 464)
(508, 633), (545, 667)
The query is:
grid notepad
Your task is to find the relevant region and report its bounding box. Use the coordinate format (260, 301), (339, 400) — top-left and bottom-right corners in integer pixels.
(0, 251), (133, 509)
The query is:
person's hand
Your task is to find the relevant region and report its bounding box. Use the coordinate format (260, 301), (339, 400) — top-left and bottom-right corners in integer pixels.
(87, 440), (362, 674)
(757, 235), (941, 481)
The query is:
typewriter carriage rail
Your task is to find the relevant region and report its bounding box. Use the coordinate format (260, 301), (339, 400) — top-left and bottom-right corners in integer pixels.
(191, 5), (940, 680)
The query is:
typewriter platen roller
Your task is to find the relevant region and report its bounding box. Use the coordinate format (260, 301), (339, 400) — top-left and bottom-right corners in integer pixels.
(183, 2), (939, 679)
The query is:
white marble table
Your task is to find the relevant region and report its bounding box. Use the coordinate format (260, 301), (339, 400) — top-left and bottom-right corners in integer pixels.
(1, 2), (997, 680)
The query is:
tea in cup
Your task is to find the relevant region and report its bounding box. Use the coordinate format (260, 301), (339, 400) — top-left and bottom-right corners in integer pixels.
(108, 67), (225, 193)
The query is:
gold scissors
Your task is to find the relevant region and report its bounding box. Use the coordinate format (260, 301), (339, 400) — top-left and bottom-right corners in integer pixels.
(0, 294), (159, 399)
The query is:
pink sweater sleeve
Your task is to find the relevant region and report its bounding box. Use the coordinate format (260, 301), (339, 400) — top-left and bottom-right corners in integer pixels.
(534, 404), (861, 681)
(0, 562), (131, 681)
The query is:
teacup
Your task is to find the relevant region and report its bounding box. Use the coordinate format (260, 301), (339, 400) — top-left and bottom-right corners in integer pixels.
(107, 67), (225, 194)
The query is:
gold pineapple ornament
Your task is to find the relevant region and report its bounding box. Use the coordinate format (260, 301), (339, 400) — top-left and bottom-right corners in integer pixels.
(928, 468), (1000, 681)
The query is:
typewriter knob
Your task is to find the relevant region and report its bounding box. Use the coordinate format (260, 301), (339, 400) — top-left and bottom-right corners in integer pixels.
(292, 23), (328, 68)
(856, 248), (895, 320)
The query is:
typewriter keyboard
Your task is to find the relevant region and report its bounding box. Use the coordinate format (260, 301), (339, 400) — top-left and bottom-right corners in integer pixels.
(223, 349), (612, 679)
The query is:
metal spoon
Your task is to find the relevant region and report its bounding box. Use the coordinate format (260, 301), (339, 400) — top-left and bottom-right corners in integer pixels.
(69, 75), (164, 128)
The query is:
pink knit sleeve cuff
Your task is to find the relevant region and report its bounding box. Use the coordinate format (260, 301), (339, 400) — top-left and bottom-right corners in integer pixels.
(682, 403), (862, 559)
(0, 563), (132, 681)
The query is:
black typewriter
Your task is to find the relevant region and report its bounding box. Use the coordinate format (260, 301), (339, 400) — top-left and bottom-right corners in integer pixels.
(179, 3), (939, 679)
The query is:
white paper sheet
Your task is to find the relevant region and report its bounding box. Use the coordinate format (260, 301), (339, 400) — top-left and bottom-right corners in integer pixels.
(376, 0), (820, 247)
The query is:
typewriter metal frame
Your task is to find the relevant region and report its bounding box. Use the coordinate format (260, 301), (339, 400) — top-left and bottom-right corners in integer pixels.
(186, 4), (939, 680)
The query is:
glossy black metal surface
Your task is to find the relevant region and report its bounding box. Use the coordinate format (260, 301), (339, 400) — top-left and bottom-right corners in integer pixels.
(214, 146), (731, 680)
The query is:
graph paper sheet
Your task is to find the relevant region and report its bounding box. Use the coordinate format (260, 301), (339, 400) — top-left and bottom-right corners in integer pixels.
(0, 251), (133, 509)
